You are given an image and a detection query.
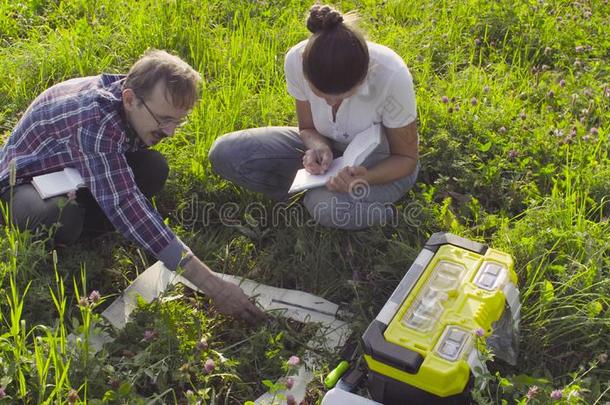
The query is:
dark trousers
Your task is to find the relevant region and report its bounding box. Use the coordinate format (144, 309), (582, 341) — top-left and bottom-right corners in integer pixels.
(0, 150), (168, 245)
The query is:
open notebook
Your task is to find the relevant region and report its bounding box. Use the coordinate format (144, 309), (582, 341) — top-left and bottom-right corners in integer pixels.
(31, 168), (84, 199)
(289, 124), (383, 194)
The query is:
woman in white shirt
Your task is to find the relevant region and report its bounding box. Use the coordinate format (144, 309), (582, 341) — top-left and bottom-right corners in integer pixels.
(209, 4), (419, 229)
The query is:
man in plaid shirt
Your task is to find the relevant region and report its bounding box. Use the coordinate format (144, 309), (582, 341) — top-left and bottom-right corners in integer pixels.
(0, 50), (264, 323)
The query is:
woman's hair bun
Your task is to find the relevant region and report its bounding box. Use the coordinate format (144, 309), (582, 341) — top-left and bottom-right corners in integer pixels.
(306, 5), (344, 33)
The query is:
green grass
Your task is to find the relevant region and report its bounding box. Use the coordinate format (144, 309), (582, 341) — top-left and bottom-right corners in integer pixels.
(1, 0), (609, 403)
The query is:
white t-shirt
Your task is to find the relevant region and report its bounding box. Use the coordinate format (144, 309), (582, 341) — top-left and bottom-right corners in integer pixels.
(284, 40), (417, 144)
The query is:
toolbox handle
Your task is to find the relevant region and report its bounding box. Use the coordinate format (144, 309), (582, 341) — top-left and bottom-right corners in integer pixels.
(426, 232), (487, 254)
(363, 321), (424, 374)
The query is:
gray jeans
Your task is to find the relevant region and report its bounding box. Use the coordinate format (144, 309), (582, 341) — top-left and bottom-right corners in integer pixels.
(209, 126), (418, 230)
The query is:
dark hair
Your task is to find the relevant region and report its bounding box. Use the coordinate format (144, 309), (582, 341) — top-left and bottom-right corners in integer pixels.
(302, 4), (369, 95)
(124, 49), (201, 110)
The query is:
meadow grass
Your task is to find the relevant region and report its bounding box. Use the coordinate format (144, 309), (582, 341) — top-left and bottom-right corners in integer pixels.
(0, 0), (609, 403)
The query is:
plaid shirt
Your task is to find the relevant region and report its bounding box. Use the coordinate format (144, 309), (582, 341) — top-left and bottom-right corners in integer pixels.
(0, 74), (187, 270)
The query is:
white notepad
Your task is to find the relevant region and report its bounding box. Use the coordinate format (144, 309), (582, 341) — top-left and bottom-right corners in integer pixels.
(31, 168), (84, 199)
(289, 124), (383, 194)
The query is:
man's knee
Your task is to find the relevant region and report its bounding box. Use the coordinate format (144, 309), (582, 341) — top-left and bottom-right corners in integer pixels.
(126, 150), (169, 198)
(3, 186), (84, 244)
(5, 185), (54, 231)
(53, 200), (84, 245)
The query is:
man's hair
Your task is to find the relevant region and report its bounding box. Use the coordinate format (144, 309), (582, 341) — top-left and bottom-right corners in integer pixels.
(302, 4), (369, 95)
(124, 49), (202, 110)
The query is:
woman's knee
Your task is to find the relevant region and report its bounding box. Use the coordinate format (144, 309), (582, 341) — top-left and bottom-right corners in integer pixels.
(303, 189), (393, 230)
(209, 130), (257, 180)
(303, 189), (352, 228)
(208, 135), (234, 178)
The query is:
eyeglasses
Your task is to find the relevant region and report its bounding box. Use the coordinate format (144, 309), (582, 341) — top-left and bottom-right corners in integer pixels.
(138, 96), (187, 133)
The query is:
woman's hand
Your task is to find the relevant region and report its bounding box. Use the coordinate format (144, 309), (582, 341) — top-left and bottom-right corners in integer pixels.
(303, 145), (333, 174)
(326, 166), (369, 194)
(296, 100), (334, 174)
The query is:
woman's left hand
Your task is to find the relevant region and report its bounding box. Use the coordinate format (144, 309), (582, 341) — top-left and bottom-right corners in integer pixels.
(326, 166), (369, 194)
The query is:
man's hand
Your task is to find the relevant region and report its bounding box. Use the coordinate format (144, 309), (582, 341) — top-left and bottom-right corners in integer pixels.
(303, 145), (333, 174)
(326, 166), (369, 194)
(182, 256), (266, 324)
(207, 278), (264, 321)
